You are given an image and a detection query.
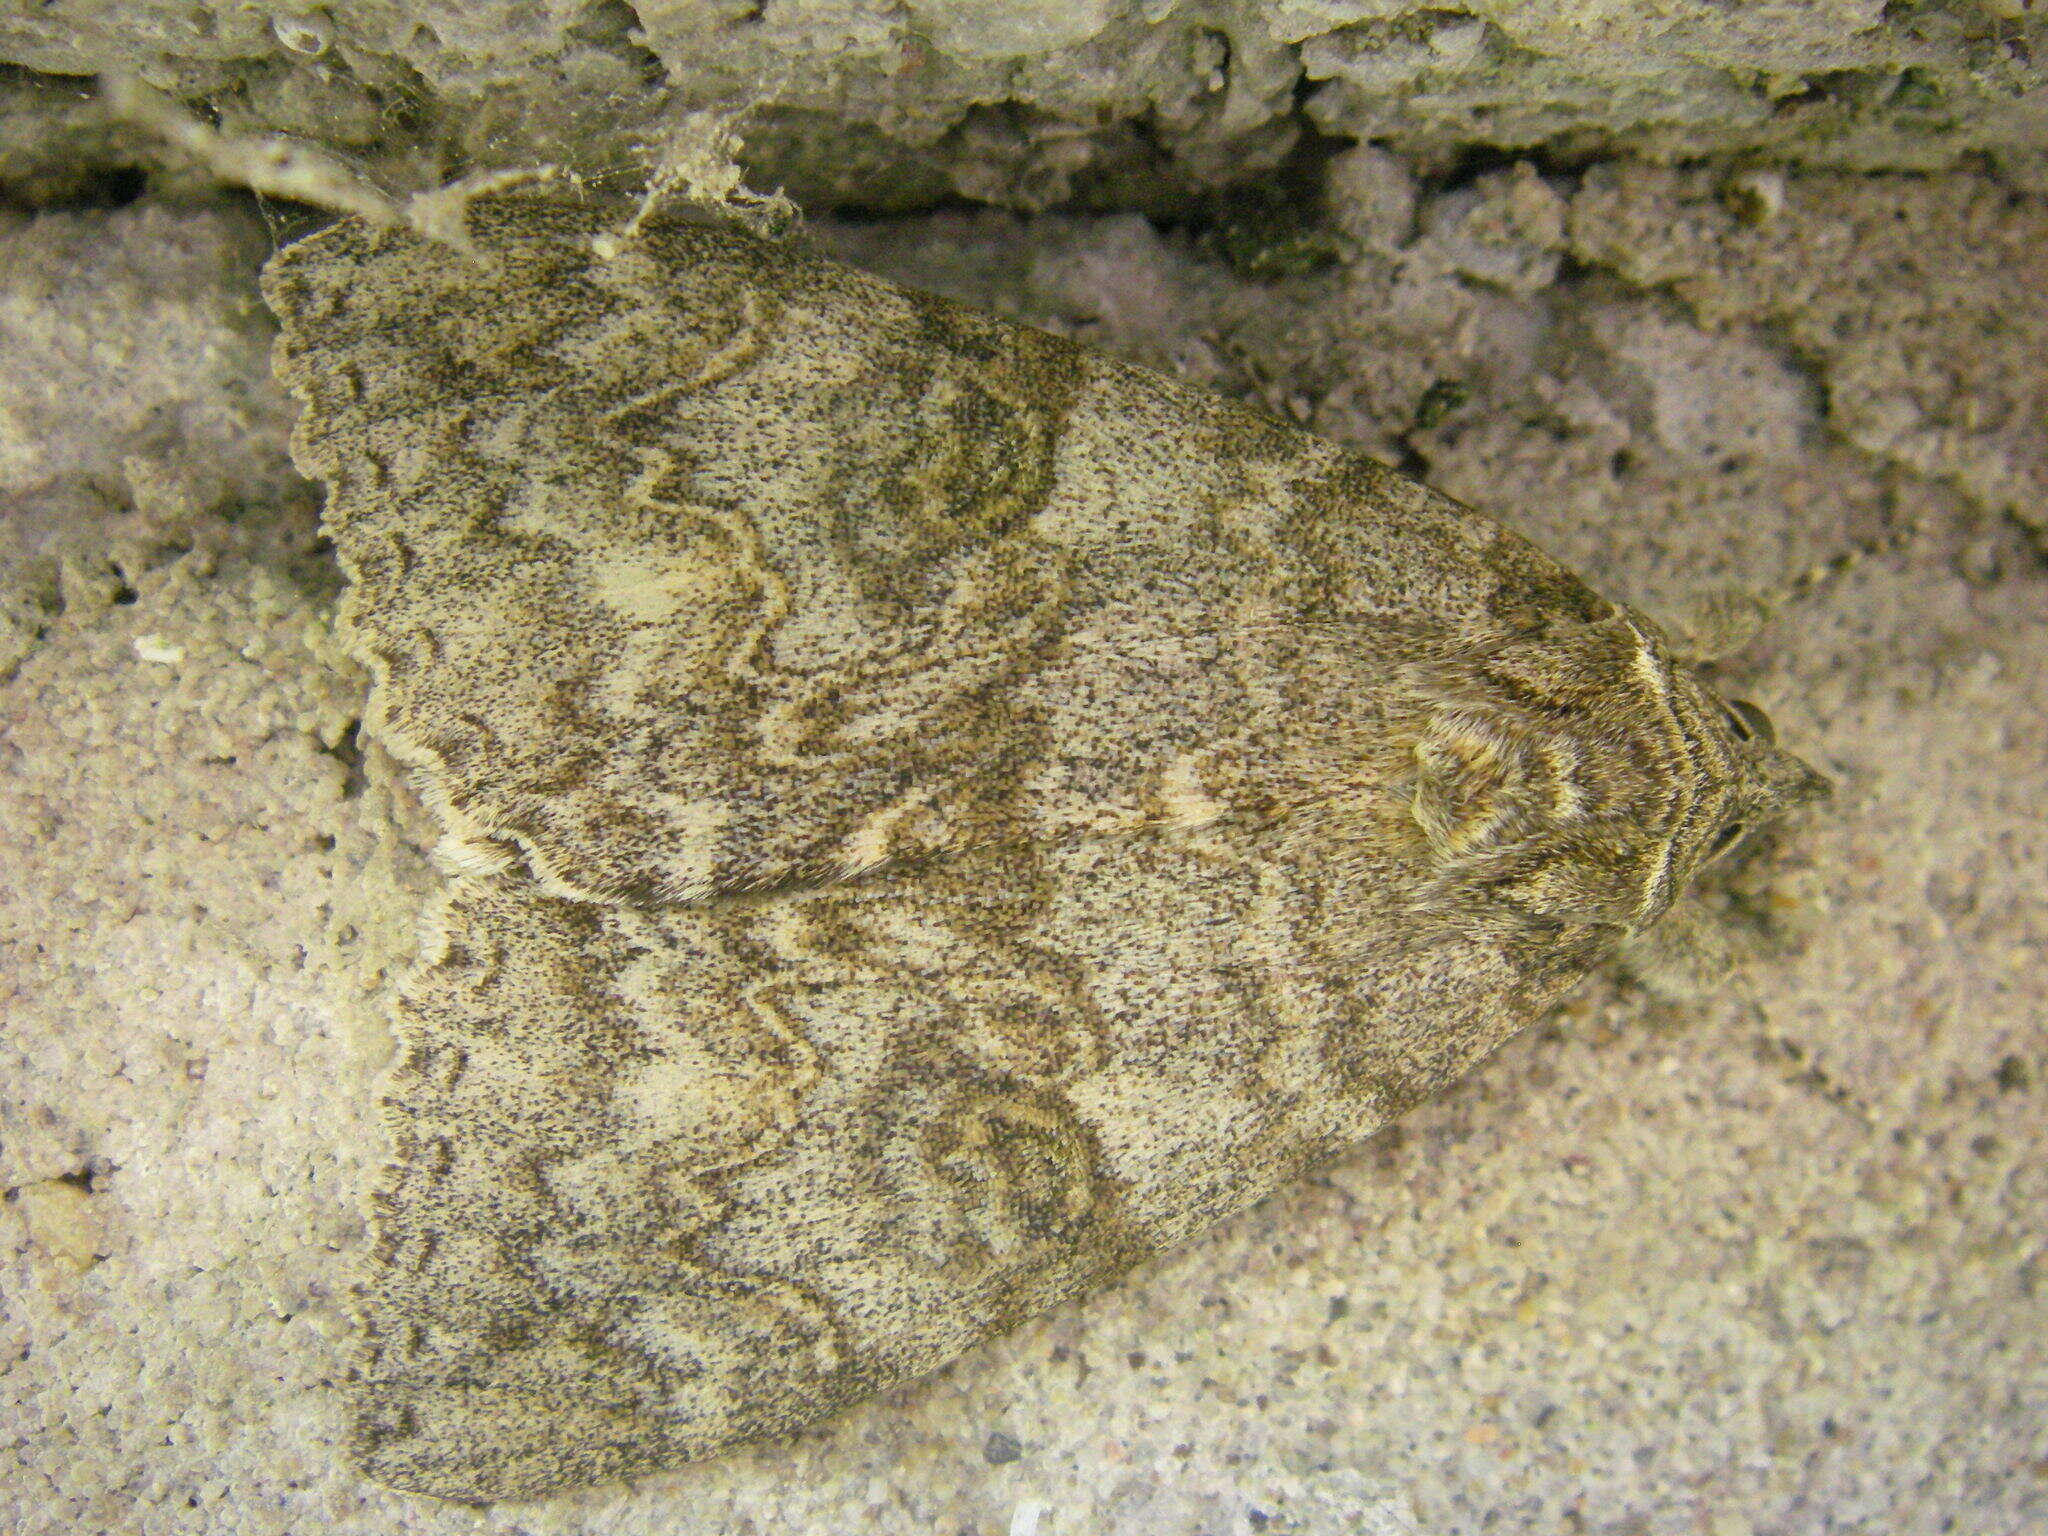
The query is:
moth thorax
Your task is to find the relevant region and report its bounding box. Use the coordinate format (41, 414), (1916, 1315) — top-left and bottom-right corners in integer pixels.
(1405, 696), (1689, 929)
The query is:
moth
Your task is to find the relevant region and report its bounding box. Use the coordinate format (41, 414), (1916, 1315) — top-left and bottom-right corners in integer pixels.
(262, 194), (1828, 1501)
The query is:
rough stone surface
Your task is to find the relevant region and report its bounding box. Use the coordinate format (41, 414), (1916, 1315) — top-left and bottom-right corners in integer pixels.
(0, 198), (312, 678)
(0, 199), (294, 513)
(3, 154), (2045, 1533)
(1294, 0), (2048, 182)
(1566, 161), (2048, 544)
(1, 1), (2044, 211)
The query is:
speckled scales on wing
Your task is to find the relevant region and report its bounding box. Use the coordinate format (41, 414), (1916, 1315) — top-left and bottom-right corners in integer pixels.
(266, 200), (1666, 907)
(262, 192), (1828, 1502)
(350, 803), (1598, 1501)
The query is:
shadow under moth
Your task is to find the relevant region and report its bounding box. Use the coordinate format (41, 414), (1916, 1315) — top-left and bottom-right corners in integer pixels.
(261, 193), (1828, 1502)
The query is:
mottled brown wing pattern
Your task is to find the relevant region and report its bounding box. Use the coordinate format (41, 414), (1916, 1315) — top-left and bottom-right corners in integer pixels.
(267, 200), (1696, 907)
(262, 194), (1827, 1500)
(352, 814), (1586, 1501)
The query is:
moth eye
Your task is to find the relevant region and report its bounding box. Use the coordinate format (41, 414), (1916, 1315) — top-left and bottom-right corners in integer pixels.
(1708, 820), (1747, 858)
(1723, 698), (1775, 745)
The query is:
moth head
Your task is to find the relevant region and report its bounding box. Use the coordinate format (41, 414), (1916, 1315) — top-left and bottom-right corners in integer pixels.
(1403, 614), (1830, 932)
